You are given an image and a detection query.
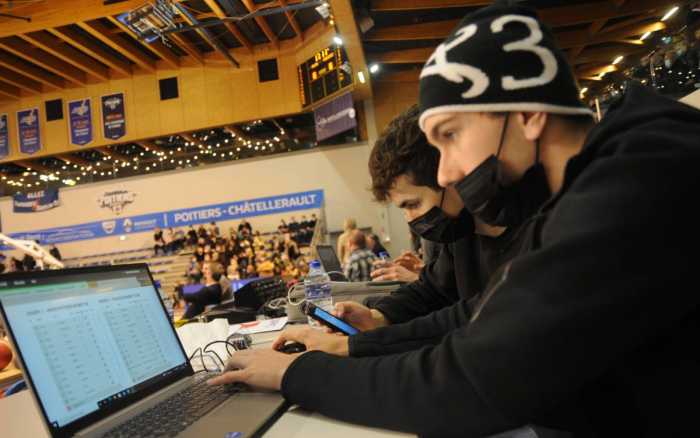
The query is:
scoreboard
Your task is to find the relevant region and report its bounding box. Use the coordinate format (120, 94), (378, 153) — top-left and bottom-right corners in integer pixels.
(298, 45), (353, 108)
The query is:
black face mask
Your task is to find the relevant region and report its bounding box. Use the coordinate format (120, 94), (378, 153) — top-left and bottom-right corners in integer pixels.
(454, 115), (551, 228)
(408, 191), (474, 243)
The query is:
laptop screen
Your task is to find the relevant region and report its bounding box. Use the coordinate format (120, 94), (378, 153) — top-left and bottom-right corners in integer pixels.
(0, 264), (191, 437)
(316, 245), (342, 273)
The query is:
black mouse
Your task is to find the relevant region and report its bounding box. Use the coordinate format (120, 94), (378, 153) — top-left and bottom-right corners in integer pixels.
(278, 342), (307, 354)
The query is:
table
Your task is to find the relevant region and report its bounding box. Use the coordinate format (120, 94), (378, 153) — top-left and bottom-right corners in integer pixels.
(0, 324), (413, 438)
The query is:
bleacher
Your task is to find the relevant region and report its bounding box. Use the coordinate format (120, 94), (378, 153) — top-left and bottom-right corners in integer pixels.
(63, 248), (193, 297)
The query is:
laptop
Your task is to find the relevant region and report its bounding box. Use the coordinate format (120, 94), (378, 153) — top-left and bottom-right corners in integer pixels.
(0, 264), (287, 438)
(315, 245), (343, 274)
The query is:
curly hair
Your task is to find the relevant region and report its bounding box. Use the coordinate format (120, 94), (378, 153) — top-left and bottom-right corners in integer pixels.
(369, 105), (441, 202)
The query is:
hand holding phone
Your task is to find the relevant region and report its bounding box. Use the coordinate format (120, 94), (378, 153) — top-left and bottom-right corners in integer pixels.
(304, 302), (359, 335)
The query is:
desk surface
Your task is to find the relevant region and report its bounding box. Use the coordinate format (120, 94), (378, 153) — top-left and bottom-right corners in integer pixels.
(0, 323), (413, 438)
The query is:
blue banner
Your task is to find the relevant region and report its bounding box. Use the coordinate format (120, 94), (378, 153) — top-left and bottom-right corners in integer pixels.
(6, 190), (323, 245)
(17, 108), (41, 155)
(13, 189), (60, 213)
(101, 92), (126, 140)
(0, 113), (8, 159)
(68, 98), (93, 146)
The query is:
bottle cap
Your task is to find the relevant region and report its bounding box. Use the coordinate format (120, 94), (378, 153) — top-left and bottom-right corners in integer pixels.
(309, 260), (321, 269)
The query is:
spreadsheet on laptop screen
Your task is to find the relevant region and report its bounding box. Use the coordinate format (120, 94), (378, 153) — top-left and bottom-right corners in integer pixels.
(0, 268), (188, 429)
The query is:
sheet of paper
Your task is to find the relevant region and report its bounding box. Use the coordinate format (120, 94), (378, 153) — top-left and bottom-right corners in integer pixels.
(176, 318), (232, 372)
(228, 316), (288, 336)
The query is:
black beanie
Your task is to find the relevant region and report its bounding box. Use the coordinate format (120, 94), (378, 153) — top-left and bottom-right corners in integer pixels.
(418, 2), (593, 131)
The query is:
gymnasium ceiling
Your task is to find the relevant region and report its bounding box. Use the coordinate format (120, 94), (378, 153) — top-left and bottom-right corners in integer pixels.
(361, 0), (682, 86)
(0, 0), (689, 190)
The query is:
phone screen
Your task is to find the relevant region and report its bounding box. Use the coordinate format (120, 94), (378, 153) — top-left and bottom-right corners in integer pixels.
(311, 306), (359, 335)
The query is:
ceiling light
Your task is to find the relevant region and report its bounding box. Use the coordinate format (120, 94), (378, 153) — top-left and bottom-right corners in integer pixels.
(661, 6), (679, 21)
(333, 36), (343, 46)
(357, 71), (366, 83)
(369, 64), (380, 74)
(612, 56), (624, 65)
(641, 32), (652, 41)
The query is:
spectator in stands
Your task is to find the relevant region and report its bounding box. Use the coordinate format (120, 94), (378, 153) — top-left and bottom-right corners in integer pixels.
(49, 244), (62, 261)
(227, 258), (240, 280)
(211, 251), (221, 264)
(187, 225), (198, 247)
(253, 231), (264, 250)
(204, 254), (212, 263)
(337, 218), (357, 266)
(182, 261), (225, 319)
(209, 221), (220, 238)
(238, 219), (253, 236)
(194, 246), (205, 263)
(203, 244), (212, 255)
(366, 233), (389, 258)
(278, 220), (289, 234)
(310, 213), (318, 228)
(174, 228), (186, 251)
(246, 263), (258, 278)
(186, 256), (202, 284)
(343, 230), (377, 282)
(197, 224), (207, 239)
(288, 216), (300, 236)
(257, 255), (275, 278)
(300, 215), (310, 230)
(284, 232), (300, 261)
(153, 227), (166, 256)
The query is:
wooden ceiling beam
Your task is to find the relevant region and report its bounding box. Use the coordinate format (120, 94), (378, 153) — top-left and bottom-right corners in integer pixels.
(279, 0), (304, 40)
(576, 63), (618, 78)
(557, 21), (666, 49)
(365, 19), (458, 41)
(0, 51), (64, 90)
(168, 33), (204, 64)
(57, 154), (93, 168)
(0, 66), (42, 94)
(202, 0), (254, 52)
(538, 0), (676, 28)
(375, 69), (421, 83)
(180, 133), (197, 144)
(573, 45), (646, 65)
(0, 81), (20, 100)
(77, 21), (156, 73)
(370, 47), (434, 64)
(14, 160), (54, 174)
(371, 0), (489, 11)
(20, 31), (110, 81)
(106, 16), (180, 69)
(48, 27), (132, 76)
(0, 37), (87, 86)
(0, 0), (147, 38)
(241, 0), (279, 48)
(137, 141), (170, 155)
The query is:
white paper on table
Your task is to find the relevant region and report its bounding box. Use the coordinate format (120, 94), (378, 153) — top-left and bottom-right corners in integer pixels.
(176, 318), (234, 372)
(228, 316), (288, 336)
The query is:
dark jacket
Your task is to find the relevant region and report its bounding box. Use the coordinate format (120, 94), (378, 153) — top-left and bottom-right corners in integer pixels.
(371, 221), (536, 325)
(281, 87), (700, 437)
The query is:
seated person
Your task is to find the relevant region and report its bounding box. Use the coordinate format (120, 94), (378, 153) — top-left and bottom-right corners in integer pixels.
(343, 231), (377, 282)
(366, 233), (389, 258)
(208, 4), (700, 436)
(257, 255), (275, 278)
(153, 227), (166, 255)
(182, 261), (225, 319)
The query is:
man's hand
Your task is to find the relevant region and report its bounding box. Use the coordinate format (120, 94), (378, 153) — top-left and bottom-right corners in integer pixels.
(333, 301), (389, 331)
(271, 326), (350, 355)
(206, 349), (298, 391)
(394, 251), (424, 273)
(371, 263), (419, 283)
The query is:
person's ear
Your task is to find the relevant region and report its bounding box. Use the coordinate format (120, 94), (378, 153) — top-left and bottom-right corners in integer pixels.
(515, 112), (547, 142)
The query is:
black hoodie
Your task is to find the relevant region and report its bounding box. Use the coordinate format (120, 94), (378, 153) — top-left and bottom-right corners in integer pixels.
(280, 87), (700, 437)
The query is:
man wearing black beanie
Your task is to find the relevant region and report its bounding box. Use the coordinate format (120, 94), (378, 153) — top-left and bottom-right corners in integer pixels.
(209, 3), (700, 437)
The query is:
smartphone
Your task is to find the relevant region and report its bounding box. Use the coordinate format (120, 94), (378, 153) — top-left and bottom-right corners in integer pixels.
(304, 302), (359, 335)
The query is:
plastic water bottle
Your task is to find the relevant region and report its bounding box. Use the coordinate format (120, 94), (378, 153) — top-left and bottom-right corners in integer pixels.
(304, 260), (333, 327)
(377, 251), (390, 268)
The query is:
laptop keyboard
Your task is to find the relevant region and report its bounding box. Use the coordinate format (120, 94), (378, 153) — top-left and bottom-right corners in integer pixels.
(103, 376), (244, 438)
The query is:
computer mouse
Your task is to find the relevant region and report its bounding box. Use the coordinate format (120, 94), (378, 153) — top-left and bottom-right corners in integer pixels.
(277, 342), (307, 354)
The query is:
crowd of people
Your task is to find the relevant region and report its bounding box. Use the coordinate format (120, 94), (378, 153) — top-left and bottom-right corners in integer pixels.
(177, 215), (318, 284)
(0, 243), (62, 274)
